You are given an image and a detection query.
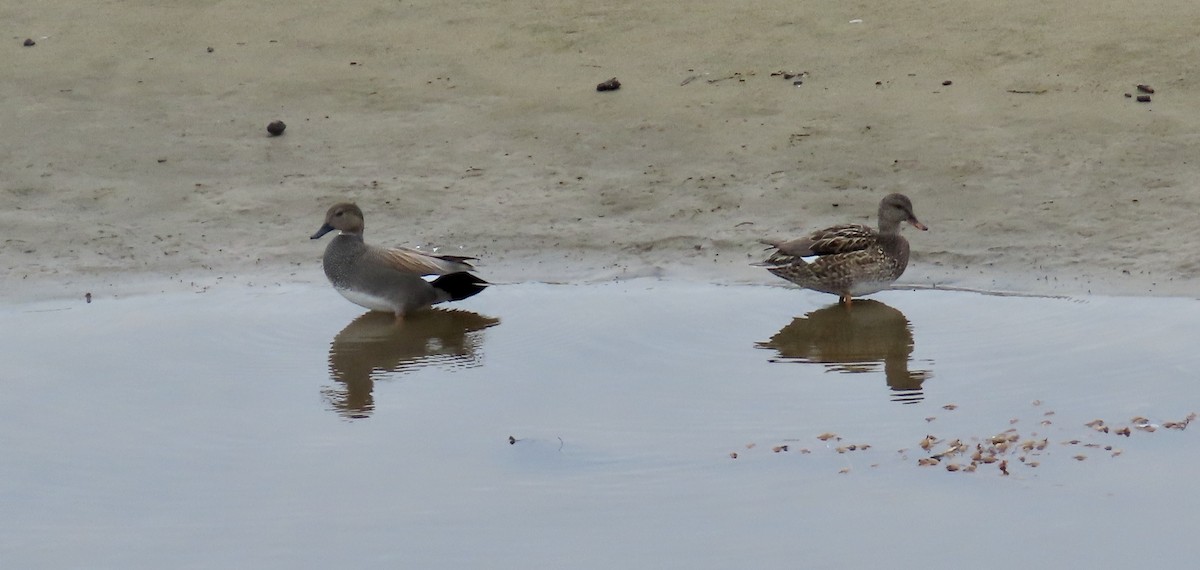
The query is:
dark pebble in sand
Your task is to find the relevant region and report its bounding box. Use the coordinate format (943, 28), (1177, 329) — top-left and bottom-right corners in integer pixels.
(1136, 84), (1155, 94)
(23, 38), (35, 47)
(596, 77), (621, 92)
(1136, 95), (1151, 103)
(267, 120), (287, 136)
(942, 80), (952, 86)
(207, 46), (214, 53)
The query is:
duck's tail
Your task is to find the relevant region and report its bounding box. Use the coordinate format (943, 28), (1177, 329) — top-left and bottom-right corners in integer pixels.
(431, 272), (490, 302)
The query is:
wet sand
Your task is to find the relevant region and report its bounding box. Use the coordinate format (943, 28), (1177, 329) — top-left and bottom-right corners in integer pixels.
(4, 1), (1200, 301)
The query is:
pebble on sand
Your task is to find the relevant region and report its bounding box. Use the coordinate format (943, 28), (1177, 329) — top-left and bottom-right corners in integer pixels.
(596, 77), (621, 92)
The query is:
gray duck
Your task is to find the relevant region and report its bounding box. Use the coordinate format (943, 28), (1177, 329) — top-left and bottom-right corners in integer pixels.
(311, 203), (488, 318)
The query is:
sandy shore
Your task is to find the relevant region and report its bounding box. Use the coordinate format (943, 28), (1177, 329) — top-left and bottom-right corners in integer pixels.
(4, 1), (1199, 302)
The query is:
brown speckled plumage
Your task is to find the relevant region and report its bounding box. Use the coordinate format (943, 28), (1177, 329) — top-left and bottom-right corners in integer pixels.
(757, 194), (927, 305)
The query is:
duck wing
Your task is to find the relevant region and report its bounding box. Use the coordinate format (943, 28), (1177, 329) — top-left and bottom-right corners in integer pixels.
(758, 224), (878, 265)
(376, 246), (479, 276)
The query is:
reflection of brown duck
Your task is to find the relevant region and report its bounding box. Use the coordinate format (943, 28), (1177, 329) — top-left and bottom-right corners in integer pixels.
(756, 300), (931, 403)
(324, 308), (500, 418)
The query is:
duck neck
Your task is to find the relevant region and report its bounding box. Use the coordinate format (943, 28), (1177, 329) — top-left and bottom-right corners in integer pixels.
(877, 213), (902, 236)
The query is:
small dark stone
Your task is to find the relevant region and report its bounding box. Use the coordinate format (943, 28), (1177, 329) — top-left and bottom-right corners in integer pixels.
(1124, 93), (1132, 98)
(23, 38), (35, 47)
(596, 77), (621, 92)
(942, 80), (952, 86)
(1136, 95), (1151, 103)
(1136, 84), (1155, 94)
(206, 46), (214, 53)
(267, 120), (287, 136)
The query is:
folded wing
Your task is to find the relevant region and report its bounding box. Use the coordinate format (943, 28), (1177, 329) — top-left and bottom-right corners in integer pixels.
(377, 246), (479, 275)
(758, 224), (878, 266)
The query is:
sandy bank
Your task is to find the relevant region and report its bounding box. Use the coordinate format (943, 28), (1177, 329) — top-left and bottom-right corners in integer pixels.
(4, 1), (1199, 302)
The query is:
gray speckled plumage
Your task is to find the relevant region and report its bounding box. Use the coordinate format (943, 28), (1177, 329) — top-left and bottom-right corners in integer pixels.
(311, 203), (488, 317)
(757, 193), (927, 305)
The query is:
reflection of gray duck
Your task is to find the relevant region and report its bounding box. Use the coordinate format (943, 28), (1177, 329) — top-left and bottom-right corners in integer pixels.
(757, 193), (927, 305)
(756, 300), (931, 403)
(325, 309), (500, 418)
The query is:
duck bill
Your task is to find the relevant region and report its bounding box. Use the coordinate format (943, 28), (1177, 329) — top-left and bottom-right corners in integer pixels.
(908, 219), (929, 231)
(310, 223), (336, 239)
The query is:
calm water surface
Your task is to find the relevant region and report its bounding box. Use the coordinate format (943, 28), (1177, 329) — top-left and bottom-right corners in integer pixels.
(2, 281), (1197, 568)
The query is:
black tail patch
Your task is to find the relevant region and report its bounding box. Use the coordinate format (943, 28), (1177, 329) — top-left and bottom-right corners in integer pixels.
(431, 272), (490, 302)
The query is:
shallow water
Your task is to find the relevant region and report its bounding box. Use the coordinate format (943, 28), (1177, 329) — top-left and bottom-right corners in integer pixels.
(2, 281), (1198, 568)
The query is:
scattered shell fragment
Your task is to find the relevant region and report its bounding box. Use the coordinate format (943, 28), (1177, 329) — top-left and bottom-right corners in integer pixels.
(999, 460), (1009, 475)
(817, 432), (839, 441)
(1074, 455), (1087, 461)
(1136, 84), (1155, 94)
(942, 404), (958, 411)
(930, 439), (965, 460)
(838, 467), (850, 474)
(729, 452), (738, 459)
